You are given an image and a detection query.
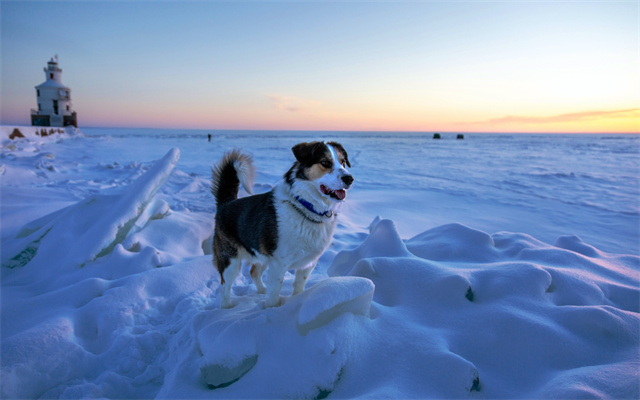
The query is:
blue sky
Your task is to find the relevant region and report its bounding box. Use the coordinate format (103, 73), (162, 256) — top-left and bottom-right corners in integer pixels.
(1, 1), (638, 132)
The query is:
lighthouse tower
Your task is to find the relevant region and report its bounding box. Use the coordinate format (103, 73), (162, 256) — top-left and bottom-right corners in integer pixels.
(31, 56), (78, 127)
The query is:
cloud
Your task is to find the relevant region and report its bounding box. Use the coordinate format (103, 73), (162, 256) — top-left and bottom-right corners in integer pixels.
(474, 108), (639, 125)
(267, 95), (323, 113)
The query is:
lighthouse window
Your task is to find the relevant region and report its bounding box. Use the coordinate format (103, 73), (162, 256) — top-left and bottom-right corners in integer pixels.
(53, 100), (59, 115)
(37, 90), (40, 96)
(38, 104), (42, 112)
(50, 73), (54, 79)
(66, 105), (70, 111)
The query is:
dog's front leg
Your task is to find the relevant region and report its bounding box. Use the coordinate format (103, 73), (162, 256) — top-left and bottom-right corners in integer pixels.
(292, 260), (318, 296)
(264, 263), (286, 308)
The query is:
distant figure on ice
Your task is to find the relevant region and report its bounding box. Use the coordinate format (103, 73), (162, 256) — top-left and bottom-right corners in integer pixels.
(208, 133), (212, 142)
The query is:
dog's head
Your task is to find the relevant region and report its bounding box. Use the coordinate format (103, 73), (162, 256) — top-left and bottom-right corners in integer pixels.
(286, 141), (354, 202)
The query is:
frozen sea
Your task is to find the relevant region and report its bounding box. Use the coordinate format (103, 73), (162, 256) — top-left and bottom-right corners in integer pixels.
(26, 127), (640, 254)
(1, 126), (639, 399)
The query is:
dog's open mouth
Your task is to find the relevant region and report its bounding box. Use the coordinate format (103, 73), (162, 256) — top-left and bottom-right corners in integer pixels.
(321, 185), (347, 201)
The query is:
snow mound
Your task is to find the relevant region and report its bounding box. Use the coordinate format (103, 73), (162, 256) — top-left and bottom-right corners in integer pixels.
(327, 217), (412, 276)
(186, 276), (375, 398)
(406, 222), (498, 262)
(1, 317), (91, 399)
(325, 218), (639, 398)
(1, 148), (180, 270)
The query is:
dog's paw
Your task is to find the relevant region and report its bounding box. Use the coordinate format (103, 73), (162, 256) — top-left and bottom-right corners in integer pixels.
(220, 298), (234, 309)
(262, 296), (282, 308)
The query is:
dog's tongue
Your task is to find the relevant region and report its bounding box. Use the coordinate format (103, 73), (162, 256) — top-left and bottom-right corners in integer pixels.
(334, 189), (346, 200)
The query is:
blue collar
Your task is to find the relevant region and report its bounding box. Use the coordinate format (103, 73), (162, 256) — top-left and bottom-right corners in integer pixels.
(294, 196), (333, 218)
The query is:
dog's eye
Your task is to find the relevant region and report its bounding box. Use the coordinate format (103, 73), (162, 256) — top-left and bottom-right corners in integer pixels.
(320, 160), (332, 169)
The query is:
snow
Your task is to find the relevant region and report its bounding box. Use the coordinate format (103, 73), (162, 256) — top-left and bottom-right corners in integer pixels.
(2, 147), (179, 269)
(1, 126), (638, 399)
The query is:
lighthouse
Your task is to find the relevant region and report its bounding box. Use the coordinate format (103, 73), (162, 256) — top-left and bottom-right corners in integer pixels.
(31, 56), (78, 127)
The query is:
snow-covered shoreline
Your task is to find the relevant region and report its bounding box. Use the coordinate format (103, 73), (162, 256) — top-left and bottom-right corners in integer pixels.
(1, 125), (82, 140)
(1, 126), (638, 398)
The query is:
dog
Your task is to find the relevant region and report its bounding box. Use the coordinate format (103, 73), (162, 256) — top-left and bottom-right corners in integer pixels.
(211, 141), (354, 308)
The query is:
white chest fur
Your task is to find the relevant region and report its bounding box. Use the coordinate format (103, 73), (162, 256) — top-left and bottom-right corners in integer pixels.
(272, 191), (337, 270)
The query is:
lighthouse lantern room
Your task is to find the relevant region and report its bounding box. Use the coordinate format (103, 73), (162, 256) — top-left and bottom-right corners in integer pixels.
(31, 56), (78, 127)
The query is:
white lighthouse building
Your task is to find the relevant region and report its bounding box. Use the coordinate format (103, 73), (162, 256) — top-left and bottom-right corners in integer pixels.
(31, 56), (78, 127)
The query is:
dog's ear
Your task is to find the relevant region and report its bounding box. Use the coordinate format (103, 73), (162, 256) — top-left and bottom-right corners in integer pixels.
(327, 141), (351, 168)
(292, 142), (326, 165)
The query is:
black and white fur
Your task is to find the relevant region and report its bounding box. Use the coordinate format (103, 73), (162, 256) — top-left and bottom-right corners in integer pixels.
(211, 142), (353, 308)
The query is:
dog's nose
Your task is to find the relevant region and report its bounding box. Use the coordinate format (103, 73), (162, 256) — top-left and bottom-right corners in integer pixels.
(342, 174), (354, 186)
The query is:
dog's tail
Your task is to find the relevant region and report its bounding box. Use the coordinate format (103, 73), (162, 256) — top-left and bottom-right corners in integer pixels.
(211, 149), (256, 208)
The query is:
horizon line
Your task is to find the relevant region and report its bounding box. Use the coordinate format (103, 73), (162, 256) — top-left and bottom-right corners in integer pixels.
(3, 123), (638, 135)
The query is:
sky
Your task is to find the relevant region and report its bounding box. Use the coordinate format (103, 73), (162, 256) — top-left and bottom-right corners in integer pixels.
(1, 1), (638, 133)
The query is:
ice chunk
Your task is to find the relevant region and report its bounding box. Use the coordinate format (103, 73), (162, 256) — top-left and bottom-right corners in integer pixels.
(297, 277), (374, 335)
(126, 198), (170, 238)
